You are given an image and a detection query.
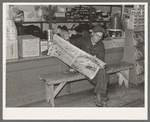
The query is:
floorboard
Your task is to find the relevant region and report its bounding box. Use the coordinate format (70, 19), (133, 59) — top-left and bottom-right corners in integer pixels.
(22, 82), (144, 107)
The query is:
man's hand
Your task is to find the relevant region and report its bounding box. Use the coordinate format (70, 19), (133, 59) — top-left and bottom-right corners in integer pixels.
(69, 68), (77, 73)
(93, 55), (97, 59)
(93, 55), (105, 69)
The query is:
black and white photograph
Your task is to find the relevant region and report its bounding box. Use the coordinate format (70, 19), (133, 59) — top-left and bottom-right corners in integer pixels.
(2, 2), (148, 120)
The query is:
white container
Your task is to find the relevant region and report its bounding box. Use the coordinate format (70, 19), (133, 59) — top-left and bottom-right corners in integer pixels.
(18, 35), (40, 58)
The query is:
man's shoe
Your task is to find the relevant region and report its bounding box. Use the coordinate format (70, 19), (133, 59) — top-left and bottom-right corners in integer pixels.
(94, 97), (107, 107)
(102, 95), (109, 101)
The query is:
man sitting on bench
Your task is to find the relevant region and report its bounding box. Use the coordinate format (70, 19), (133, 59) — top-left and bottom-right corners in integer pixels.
(69, 26), (109, 107)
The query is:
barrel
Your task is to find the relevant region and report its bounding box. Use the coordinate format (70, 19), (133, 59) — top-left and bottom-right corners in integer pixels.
(110, 15), (121, 29)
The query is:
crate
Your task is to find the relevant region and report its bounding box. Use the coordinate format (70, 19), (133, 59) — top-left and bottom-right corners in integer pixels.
(17, 35), (40, 58)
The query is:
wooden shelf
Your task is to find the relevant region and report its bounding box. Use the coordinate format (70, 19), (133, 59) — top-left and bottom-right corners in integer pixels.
(92, 5), (122, 7)
(52, 20), (109, 23)
(6, 55), (54, 64)
(14, 5), (122, 30)
(14, 21), (49, 24)
(6, 47), (123, 64)
(134, 43), (144, 47)
(52, 21), (89, 23)
(136, 58), (144, 61)
(137, 72), (144, 76)
(122, 29), (144, 85)
(92, 20), (110, 23)
(15, 20), (110, 24)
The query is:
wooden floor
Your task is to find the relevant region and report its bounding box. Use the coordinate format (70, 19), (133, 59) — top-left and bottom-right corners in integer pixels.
(22, 82), (144, 107)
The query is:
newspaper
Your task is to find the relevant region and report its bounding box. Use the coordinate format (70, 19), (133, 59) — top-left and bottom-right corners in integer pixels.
(47, 34), (106, 79)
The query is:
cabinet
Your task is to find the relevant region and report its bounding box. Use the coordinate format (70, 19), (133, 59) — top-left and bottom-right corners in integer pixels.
(122, 29), (144, 85)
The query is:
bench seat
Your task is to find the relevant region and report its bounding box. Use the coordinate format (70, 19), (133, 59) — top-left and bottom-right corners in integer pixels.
(39, 61), (134, 107)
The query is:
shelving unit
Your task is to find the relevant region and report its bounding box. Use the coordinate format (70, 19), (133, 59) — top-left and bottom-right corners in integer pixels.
(48, 5), (123, 29)
(14, 5), (123, 32)
(122, 29), (144, 85)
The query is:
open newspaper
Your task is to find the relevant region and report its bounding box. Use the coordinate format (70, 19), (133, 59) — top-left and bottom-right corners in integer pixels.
(47, 34), (106, 79)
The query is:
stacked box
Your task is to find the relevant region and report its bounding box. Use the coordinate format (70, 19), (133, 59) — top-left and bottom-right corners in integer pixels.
(24, 11), (37, 22)
(53, 5), (66, 12)
(112, 38), (125, 48)
(102, 40), (113, 49)
(103, 38), (125, 49)
(6, 5), (18, 60)
(17, 35), (40, 58)
(53, 12), (66, 21)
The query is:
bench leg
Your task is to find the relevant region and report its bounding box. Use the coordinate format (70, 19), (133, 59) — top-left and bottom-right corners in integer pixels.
(46, 84), (54, 107)
(117, 69), (129, 88)
(54, 82), (66, 97)
(67, 82), (72, 93)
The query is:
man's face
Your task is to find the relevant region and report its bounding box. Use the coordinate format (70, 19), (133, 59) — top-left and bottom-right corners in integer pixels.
(92, 32), (103, 43)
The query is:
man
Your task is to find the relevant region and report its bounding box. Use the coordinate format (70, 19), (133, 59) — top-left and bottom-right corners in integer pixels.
(69, 25), (109, 107)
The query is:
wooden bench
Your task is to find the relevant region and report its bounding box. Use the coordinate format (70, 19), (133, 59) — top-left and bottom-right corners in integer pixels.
(39, 61), (134, 107)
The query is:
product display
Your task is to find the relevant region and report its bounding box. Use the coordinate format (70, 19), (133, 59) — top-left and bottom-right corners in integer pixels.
(133, 31), (144, 45)
(122, 29), (144, 85)
(134, 45), (144, 60)
(65, 5), (90, 22)
(135, 60), (144, 75)
(127, 6), (144, 30)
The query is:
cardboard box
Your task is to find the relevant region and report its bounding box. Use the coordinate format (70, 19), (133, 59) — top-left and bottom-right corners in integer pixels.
(18, 35), (40, 58)
(53, 6), (66, 12)
(23, 11), (37, 22)
(102, 40), (113, 49)
(6, 41), (18, 60)
(112, 38), (125, 48)
(54, 12), (66, 17)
